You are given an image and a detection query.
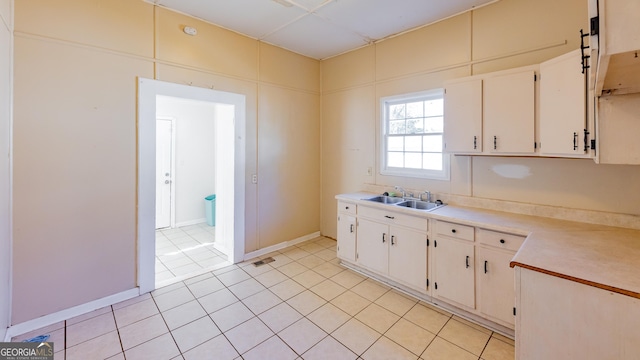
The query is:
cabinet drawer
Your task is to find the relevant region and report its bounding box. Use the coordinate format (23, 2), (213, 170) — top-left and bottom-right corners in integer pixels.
(436, 221), (474, 241)
(478, 229), (525, 252)
(337, 201), (357, 215)
(394, 213), (428, 232)
(358, 206), (427, 232)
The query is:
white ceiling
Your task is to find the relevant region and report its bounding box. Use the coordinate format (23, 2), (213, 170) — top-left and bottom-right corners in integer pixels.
(151, 0), (498, 60)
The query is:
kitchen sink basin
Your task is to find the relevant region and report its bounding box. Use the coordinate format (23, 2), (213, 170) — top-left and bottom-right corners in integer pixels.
(363, 196), (406, 204)
(395, 200), (443, 211)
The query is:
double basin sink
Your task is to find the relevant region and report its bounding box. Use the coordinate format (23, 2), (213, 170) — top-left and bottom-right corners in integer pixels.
(363, 196), (445, 212)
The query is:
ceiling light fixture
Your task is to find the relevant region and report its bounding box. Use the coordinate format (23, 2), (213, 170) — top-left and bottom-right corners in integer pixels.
(272, 0), (294, 7)
(183, 26), (197, 36)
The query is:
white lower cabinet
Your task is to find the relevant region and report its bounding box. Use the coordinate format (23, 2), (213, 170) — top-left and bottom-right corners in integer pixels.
(337, 214), (357, 262)
(388, 226), (428, 291)
(337, 201), (357, 262)
(356, 206), (428, 292)
(476, 247), (517, 326)
(356, 218), (389, 274)
(336, 200), (524, 332)
(476, 229), (525, 327)
(432, 235), (475, 309)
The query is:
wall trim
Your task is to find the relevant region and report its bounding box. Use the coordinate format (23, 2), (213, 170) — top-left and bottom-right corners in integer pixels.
(244, 231), (321, 261)
(12, 32), (319, 95)
(4, 288), (139, 342)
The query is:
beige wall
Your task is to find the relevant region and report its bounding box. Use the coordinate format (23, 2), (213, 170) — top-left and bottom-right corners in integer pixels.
(0, 0), (12, 339)
(12, 0), (320, 324)
(320, 0), (640, 239)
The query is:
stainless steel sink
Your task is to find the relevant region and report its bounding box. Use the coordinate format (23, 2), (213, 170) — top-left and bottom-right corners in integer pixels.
(395, 200), (444, 211)
(363, 196), (406, 204)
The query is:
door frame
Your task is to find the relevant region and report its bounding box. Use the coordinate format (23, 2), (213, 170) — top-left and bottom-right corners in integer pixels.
(155, 117), (176, 230)
(138, 78), (246, 294)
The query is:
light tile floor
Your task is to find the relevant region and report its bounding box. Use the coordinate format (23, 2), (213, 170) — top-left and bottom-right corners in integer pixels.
(156, 223), (228, 285)
(12, 236), (515, 360)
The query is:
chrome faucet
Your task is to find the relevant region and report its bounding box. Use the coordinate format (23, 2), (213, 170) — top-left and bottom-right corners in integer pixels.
(420, 191), (432, 203)
(394, 186), (413, 199)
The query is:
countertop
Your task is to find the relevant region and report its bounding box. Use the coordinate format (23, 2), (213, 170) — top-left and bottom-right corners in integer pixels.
(336, 192), (640, 299)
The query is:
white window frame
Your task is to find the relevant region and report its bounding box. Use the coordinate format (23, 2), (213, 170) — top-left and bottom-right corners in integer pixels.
(380, 89), (450, 180)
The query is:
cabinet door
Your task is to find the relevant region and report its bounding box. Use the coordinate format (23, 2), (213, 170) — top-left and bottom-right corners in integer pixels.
(433, 237), (475, 309)
(444, 79), (483, 153)
(357, 218), (389, 274)
(337, 214), (357, 262)
(389, 226), (427, 292)
(484, 70), (536, 154)
(540, 49), (587, 157)
(477, 247), (516, 326)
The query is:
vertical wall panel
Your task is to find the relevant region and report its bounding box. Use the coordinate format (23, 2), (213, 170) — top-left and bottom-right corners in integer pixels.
(12, 37), (154, 323)
(258, 84), (320, 247)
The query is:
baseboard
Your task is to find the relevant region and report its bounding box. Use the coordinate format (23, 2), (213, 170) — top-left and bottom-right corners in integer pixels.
(174, 218), (207, 228)
(244, 231), (321, 261)
(4, 288), (140, 341)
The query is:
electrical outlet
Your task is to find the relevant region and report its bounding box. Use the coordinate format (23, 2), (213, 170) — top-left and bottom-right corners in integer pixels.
(367, 167), (372, 176)
(252, 174), (258, 184)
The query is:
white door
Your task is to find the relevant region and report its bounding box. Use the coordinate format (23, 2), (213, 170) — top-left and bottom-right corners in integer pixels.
(155, 119), (173, 229)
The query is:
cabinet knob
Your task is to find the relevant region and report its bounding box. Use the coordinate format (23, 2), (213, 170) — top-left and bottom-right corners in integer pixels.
(500, 239), (505, 244)
(451, 229), (457, 234)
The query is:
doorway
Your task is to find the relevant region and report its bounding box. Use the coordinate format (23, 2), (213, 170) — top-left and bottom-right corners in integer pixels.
(138, 78), (246, 294)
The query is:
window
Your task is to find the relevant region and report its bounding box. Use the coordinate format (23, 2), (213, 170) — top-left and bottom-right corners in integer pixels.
(381, 90), (449, 180)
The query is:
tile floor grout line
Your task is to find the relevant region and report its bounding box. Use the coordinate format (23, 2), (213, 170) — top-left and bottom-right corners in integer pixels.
(477, 331), (494, 360)
(109, 306), (126, 360)
(63, 320), (67, 360)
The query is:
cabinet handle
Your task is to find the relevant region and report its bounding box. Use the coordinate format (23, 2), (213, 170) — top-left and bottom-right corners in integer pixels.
(350, 224), (354, 233)
(451, 229), (457, 234)
(573, 132), (578, 150)
(384, 215), (395, 219)
(466, 255), (470, 268)
(493, 136), (497, 150)
(500, 239), (505, 244)
(484, 260), (488, 274)
(473, 136), (477, 150)
(391, 235), (395, 245)
(382, 233), (386, 243)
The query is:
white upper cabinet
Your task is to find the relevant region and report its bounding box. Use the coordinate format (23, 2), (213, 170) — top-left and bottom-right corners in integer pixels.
(540, 49), (589, 157)
(483, 69), (537, 155)
(444, 79), (483, 153)
(444, 66), (538, 157)
(593, 0), (640, 96)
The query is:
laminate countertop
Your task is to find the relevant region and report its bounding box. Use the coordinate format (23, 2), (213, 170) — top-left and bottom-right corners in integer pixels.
(336, 192), (640, 299)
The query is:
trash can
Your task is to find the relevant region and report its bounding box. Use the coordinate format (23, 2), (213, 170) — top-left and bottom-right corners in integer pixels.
(204, 194), (216, 226)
